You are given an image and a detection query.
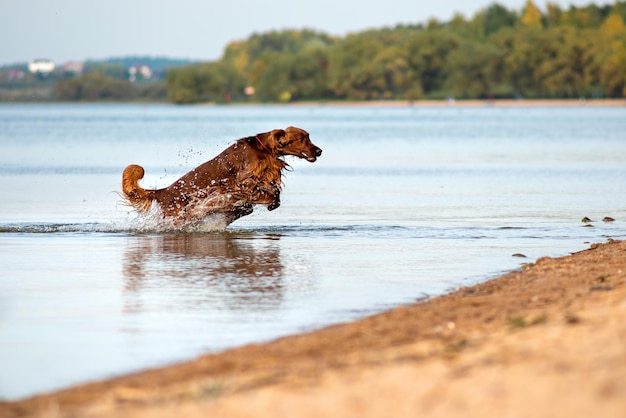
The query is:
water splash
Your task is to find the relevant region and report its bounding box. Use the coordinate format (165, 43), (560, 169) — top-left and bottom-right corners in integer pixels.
(0, 205), (231, 235)
(127, 202), (230, 233)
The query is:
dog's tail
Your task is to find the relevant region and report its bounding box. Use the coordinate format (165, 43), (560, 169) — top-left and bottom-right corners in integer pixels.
(121, 164), (155, 213)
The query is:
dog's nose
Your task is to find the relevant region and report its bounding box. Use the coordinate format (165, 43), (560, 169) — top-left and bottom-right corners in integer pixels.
(315, 148), (322, 157)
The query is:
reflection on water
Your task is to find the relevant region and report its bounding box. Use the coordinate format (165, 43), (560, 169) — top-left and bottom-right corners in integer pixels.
(123, 233), (286, 312)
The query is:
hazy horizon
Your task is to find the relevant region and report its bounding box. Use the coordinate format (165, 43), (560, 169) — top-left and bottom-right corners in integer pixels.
(1, 0), (613, 66)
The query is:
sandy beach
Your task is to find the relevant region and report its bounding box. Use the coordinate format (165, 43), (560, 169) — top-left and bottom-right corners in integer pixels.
(284, 98), (626, 107)
(2, 239), (625, 418)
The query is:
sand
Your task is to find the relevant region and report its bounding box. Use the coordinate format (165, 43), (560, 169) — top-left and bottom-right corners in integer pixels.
(285, 98), (626, 107)
(2, 239), (626, 418)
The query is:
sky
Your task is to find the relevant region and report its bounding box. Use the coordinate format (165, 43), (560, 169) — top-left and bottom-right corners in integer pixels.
(1, 0), (610, 65)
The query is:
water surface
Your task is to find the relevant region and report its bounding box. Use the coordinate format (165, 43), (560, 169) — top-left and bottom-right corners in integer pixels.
(1, 103), (625, 399)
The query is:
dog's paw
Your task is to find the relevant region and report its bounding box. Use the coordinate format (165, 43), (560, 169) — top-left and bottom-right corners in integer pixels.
(268, 199), (281, 211)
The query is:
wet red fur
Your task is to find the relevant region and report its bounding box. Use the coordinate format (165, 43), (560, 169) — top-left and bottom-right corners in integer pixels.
(122, 126), (322, 225)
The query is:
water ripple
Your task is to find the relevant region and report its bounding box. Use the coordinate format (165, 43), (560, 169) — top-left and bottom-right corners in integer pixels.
(3, 221), (614, 243)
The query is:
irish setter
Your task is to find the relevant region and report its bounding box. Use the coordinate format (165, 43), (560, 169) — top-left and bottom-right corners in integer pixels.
(122, 126), (322, 225)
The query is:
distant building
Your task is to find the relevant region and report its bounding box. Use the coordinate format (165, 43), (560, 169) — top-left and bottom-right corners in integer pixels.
(9, 70), (25, 80)
(128, 65), (152, 82)
(63, 61), (84, 74)
(28, 59), (55, 74)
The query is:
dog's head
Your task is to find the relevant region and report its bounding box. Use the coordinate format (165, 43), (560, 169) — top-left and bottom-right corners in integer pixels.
(264, 127), (322, 162)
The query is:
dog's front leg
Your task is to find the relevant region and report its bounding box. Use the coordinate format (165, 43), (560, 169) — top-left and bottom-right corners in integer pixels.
(267, 192), (280, 211)
(262, 181), (281, 211)
(247, 180), (281, 210)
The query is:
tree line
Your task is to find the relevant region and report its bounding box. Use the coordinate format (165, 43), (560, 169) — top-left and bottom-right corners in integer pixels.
(166, 0), (626, 103)
(51, 58), (193, 102)
(55, 72), (166, 101)
(1, 58), (193, 102)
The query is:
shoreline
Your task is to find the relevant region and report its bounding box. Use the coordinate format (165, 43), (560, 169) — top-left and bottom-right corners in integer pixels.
(2, 98), (625, 107)
(286, 98), (626, 108)
(3, 239), (626, 417)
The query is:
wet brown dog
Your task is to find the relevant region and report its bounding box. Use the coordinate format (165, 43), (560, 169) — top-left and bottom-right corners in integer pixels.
(122, 126), (322, 225)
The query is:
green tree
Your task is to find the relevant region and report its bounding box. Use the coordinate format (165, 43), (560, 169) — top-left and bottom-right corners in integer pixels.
(167, 62), (245, 104)
(594, 14), (626, 96)
(538, 27), (594, 97)
(483, 3), (518, 35)
(84, 63), (127, 79)
(404, 30), (461, 97)
(372, 46), (413, 99)
(545, 2), (563, 26)
(502, 27), (553, 97)
(161, 1), (626, 104)
(500, 26), (595, 98)
(326, 31), (387, 99)
(253, 53), (294, 101)
(55, 72), (138, 101)
(444, 41), (506, 98)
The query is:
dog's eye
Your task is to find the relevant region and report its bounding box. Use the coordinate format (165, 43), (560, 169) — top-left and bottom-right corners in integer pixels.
(300, 138), (305, 143)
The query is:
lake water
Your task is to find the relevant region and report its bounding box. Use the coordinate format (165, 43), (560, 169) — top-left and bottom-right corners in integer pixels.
(1, 103), (625, 400)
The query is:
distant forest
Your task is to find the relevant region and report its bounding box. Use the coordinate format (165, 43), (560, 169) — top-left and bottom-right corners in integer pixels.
(5, 1), (626, 103)
(0, 56), (194, 102)
(165, 0), (626, 103)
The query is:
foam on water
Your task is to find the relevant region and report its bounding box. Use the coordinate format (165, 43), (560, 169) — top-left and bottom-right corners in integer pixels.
(0, 206), (231, 234)
(122, 201), (232, 233)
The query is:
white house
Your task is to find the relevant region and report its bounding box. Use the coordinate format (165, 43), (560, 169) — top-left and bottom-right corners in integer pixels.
(28, 59), (55, 74)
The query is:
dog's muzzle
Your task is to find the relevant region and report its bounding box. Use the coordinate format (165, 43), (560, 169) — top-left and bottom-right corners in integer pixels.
(305, 147), (322, 162)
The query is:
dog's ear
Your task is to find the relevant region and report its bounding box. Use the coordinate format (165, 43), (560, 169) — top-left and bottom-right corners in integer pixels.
(285, 126), (307, 141)
(268, 129), (287, 148)
(285, 126), (302, 135)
